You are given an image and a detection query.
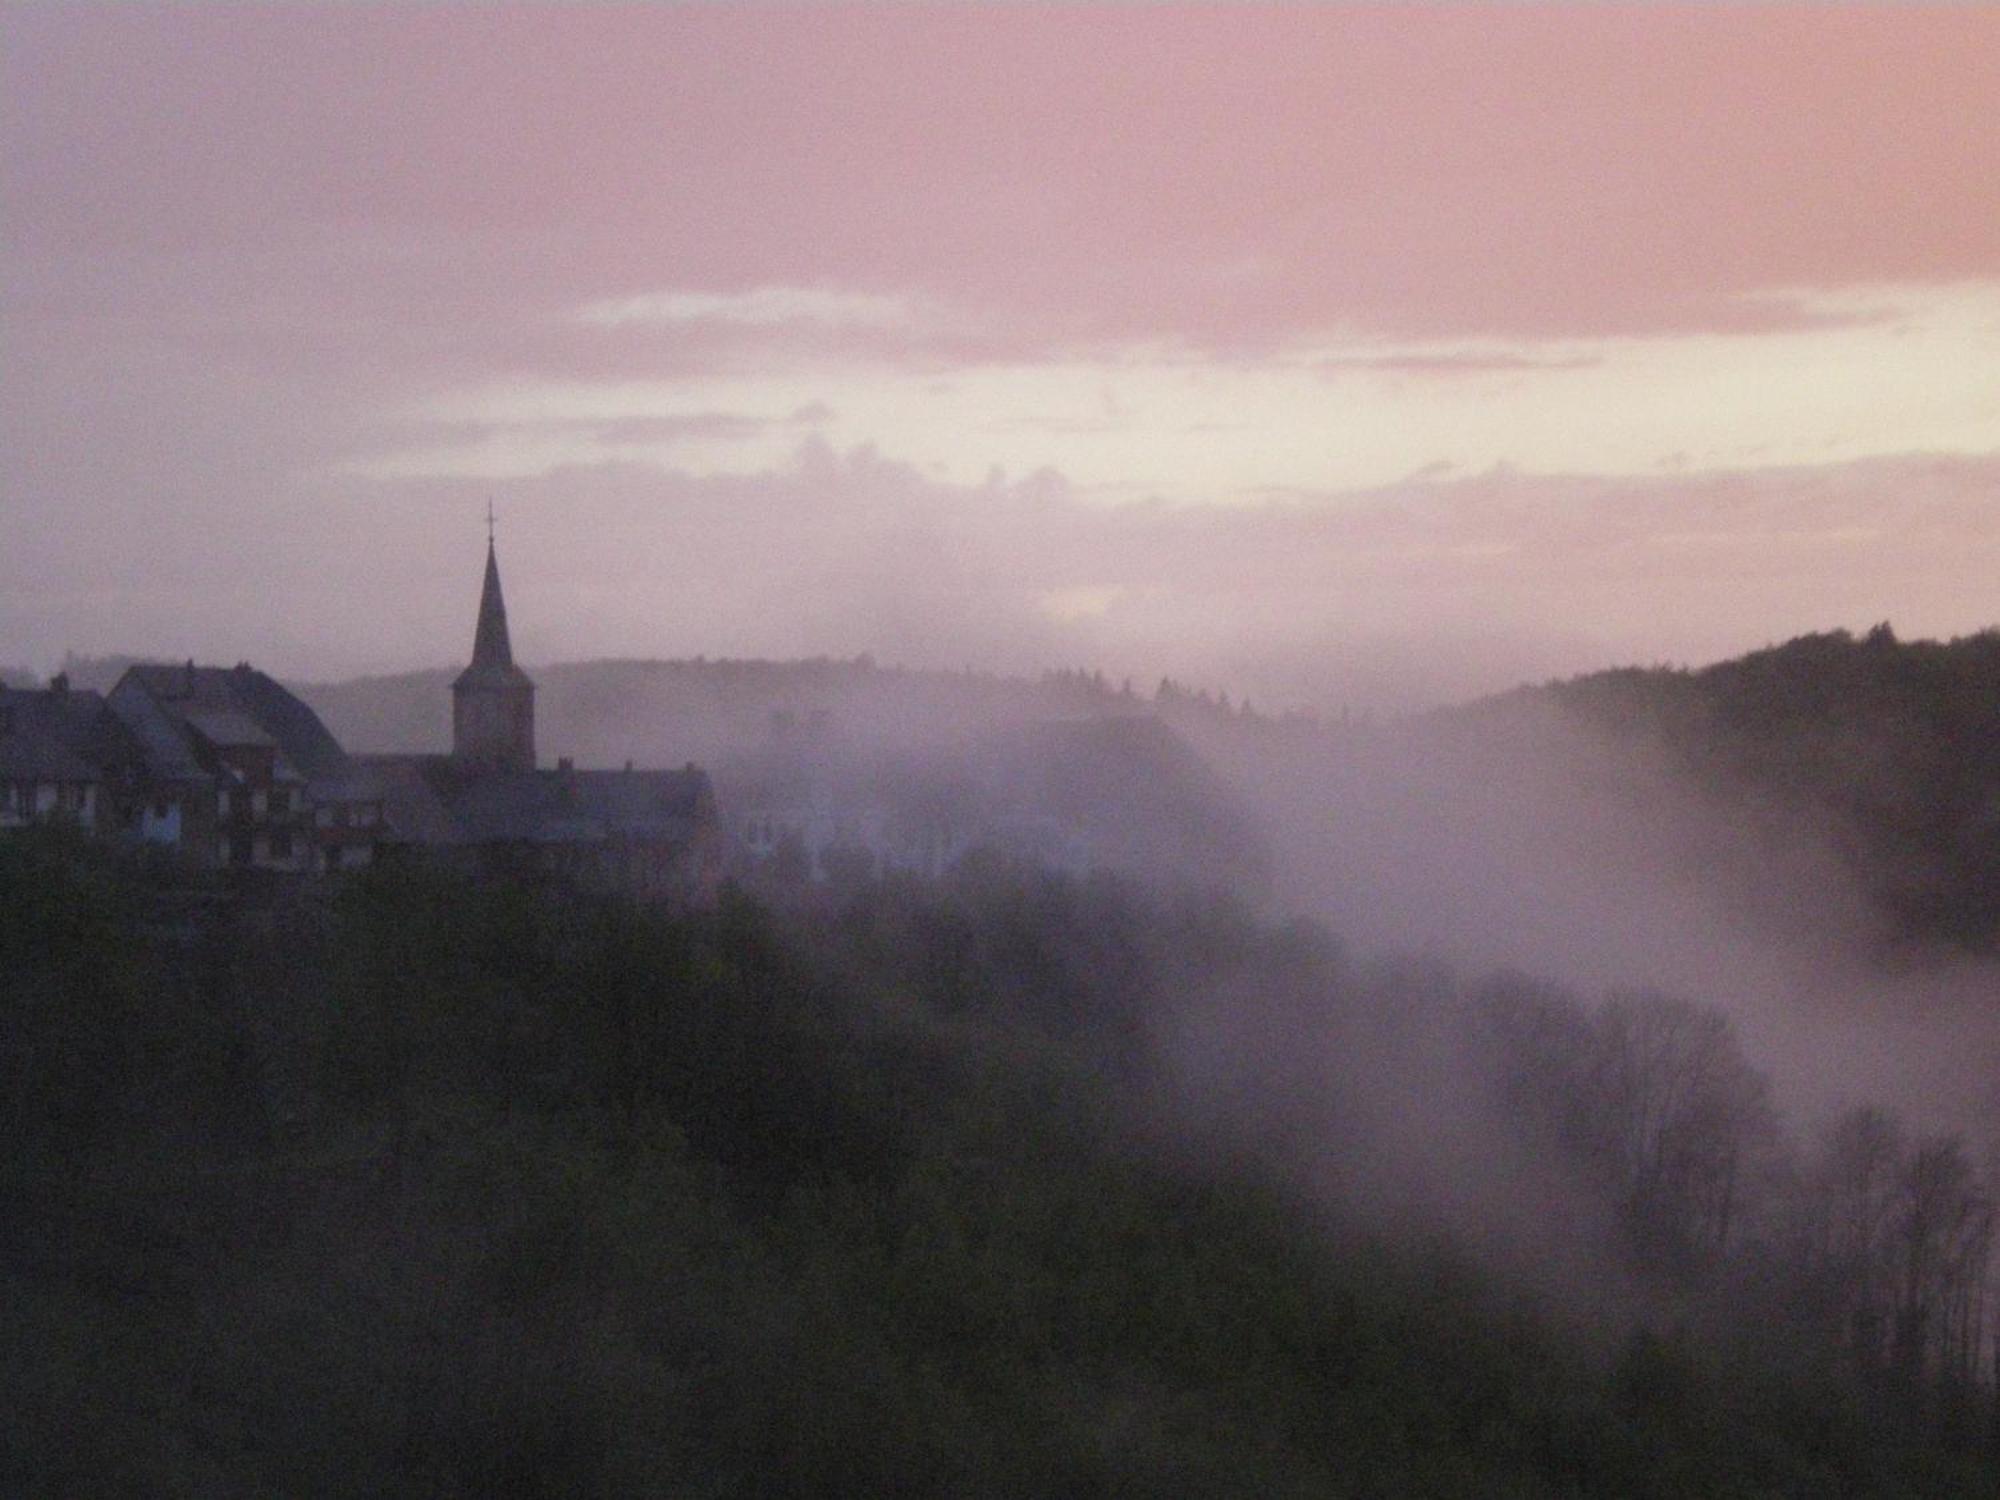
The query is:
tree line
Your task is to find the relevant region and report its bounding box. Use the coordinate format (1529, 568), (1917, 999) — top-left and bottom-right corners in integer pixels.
(1538, 625), (2000, 953)
(3, 827), (1997, 1495)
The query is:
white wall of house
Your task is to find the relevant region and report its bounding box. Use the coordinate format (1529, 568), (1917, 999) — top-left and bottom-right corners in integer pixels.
(738, 803), (985, 883)
(140, 799), (182, 844)
(1, 779), (98, 832)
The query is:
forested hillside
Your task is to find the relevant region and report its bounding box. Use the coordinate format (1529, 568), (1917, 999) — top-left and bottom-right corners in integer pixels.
(1511, 627), (2000, 953)
(5, 830), (1996, 1496)
(281, 630), (2000, 956)
(280, 657), (1286, 767)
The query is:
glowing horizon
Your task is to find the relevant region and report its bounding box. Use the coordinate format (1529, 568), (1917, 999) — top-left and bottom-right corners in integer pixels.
(5, 6), (2000, 706)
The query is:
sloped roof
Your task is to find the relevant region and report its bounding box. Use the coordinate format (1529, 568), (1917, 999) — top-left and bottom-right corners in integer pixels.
(356, 755), (463, 843)
(366, 754), (712, 847)
(445, 766), (709, 845)
(181, 709), (277, 751)
(0, 686), (142, 783)
(116, 663), (356, 784)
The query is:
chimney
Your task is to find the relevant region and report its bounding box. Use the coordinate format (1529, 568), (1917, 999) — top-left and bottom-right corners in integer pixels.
(50, 672), (69, 696)
(557, 756), (574, 774)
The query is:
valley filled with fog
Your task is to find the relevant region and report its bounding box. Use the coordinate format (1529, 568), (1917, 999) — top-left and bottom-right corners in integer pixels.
(14, 631), (2000, 1494)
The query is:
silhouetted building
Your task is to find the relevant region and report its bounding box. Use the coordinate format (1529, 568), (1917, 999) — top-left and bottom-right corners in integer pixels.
(0, 675), (143, 834)
(108, 661), (384, 871)
(452, 537), (536, 772)
(3, 528), (718, 898)
(370, 531), (722, 903)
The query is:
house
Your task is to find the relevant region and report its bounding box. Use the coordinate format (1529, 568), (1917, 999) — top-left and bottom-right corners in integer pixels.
(0, 675), (142, 833)
(107, 661), (385, 872)
(722, 714), (1085, 888)
(3, 525), (718, 898)
(366, 530), (723, 904)
(734, 783), (974, 885)
(722, 710), (1274, 893)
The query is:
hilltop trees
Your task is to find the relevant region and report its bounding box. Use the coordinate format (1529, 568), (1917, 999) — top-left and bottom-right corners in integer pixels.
(4, 834), (2000, 1494)
(1548, 627), (2000, 952)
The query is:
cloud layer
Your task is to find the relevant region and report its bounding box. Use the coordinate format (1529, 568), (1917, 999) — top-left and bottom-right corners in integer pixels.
(4, 7), (1999, 699)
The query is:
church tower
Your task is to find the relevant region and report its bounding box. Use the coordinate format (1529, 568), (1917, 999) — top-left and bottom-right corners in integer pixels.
(452, 527), (536, 772)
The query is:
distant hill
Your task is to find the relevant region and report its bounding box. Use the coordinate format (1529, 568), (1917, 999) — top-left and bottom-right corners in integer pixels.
(71, 635), (2000, 948)
(1473, 626), (2000, 953)
(292, 657), (1308, 765)
(292, 656), (1273, 895)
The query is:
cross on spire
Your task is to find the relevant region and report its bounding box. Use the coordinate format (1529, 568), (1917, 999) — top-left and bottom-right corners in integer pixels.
(453, 502), (536, 771)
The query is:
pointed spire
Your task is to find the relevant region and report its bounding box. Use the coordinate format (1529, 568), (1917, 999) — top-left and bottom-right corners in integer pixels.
(470, 534), (516, 670)
(453, 519), (536, 771)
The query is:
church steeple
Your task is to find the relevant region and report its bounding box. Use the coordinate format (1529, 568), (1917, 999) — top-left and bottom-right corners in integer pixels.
(470, 536), (518, 672)
(452, 519), (536, 772)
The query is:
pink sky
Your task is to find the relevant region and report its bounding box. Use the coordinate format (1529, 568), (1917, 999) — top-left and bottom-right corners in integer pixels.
(5, 6), (2000, 708)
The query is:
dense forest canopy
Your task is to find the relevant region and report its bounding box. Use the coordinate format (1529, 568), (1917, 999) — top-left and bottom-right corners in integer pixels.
(6, 828), (1998, 1496)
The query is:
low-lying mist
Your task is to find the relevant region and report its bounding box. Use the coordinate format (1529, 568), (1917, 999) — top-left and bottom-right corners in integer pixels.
(285, 642), (2000, 1153)
(22, 639), (2000, 1490)
(1190, 694), (2000, 1141)
(284, 643), (2000, 1310)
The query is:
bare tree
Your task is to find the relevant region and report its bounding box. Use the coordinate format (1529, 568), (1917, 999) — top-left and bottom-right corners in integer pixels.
(1800, 1106), (1906, 1368)
(1891, 1136), (1995, 1389)
(1589, 990), (1771, 1262)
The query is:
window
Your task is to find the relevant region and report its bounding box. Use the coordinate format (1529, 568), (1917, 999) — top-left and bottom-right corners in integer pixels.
(270, 787), (289, 817)
(218, 788), (232, 817)
(270, 830), (293, 860)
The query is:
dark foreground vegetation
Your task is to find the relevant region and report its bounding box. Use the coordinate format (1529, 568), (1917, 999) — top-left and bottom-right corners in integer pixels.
(4, 828), (1998, 1496)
